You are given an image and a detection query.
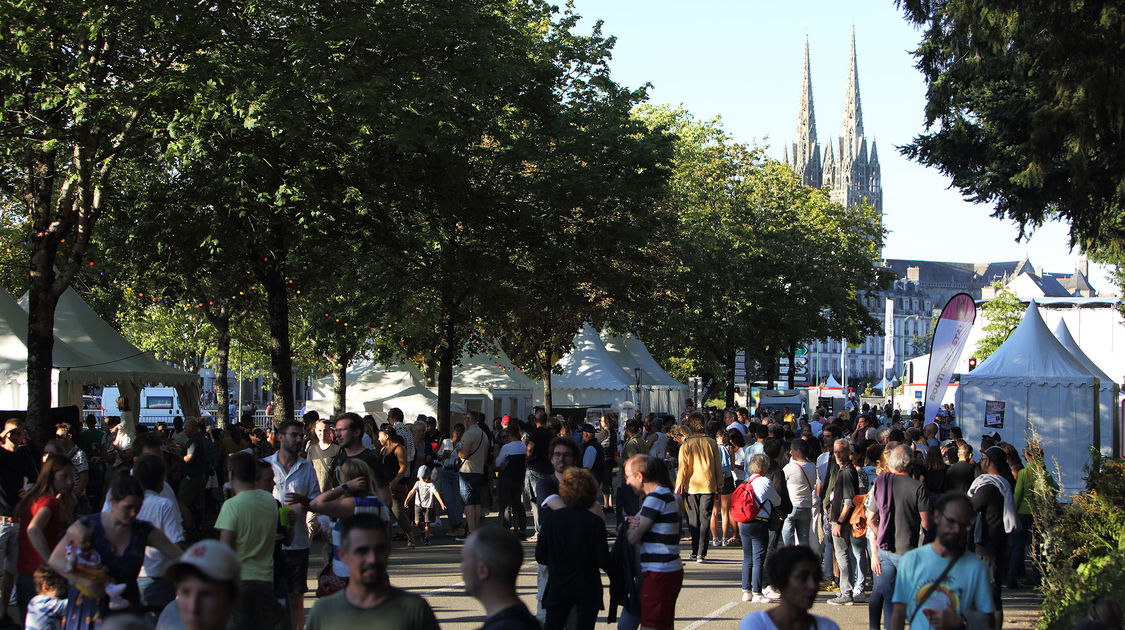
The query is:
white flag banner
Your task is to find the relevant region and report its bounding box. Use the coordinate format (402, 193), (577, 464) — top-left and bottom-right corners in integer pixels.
(924, 293), (977, 424)
(883, 298), (895, 376)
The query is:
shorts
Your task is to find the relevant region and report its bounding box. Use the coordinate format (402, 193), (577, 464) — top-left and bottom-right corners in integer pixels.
(721, 475), (735, 495)
(283, 549), (310, 595)
(460, 472), (484, 506)
(177, 475), (206, 511)
(414, 504), (435, 524)
(640, 569), (683, 628)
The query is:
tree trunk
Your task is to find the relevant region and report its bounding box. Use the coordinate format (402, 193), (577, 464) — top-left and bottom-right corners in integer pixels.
(26, 255), (59, 440)
(540, 364), (553, 417)
(264, 269), (294, 428)
(436, 306), (456, 435)
(724, 351), (736, 409)
(213, 312), (231, 428)
(765, 353), (777, 391)
(331, 347), (355, 418)
(787, 343), (796, 389)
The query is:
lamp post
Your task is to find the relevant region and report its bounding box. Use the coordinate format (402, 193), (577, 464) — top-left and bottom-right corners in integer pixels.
(634, 367), (642, 413)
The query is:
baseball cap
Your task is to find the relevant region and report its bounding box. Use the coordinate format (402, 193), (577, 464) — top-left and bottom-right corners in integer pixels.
(579, 423), (596, 433)
(983, 430), (1001, 441)
(501, 415), (511, 427)
(165, 539), (241, 585)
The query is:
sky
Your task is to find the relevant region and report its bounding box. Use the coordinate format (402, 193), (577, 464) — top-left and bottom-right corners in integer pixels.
(569, 0), (1116, 294)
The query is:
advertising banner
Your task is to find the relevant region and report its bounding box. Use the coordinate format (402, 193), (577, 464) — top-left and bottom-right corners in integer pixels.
(924, 293), (977, 424)
(883, 298), (895, 378)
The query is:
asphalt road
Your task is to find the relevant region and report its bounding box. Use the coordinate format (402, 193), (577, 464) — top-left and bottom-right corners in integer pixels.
(301, 525), (1042, 630)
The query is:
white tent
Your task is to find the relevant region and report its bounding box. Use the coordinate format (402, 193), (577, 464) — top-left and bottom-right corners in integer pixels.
(1053, 320), (1121, 457)
(600, 333), (687, 414)
(0, 290), (91, 410)
(361, 385), (466, 423)
(307, 361), (426, 416)
(534, 323), (633, 409)
(957, 301), (1098, 495)
(824, 374), (842, 389)
(450, 344), (534, 420)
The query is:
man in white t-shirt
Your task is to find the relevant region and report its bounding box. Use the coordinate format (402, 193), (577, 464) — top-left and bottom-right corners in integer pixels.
(126, 454), (184, 614)
(782, 438), (816, 548)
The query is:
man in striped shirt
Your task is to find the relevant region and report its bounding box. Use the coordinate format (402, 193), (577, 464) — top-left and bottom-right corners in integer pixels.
(625, 455), (683, 630)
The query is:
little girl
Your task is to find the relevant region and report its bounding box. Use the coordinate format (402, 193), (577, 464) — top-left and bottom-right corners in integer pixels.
(404, 466), (446, 545)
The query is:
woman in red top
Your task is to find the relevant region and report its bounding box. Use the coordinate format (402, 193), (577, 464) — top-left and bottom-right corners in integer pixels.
(14, 454), (75, 614)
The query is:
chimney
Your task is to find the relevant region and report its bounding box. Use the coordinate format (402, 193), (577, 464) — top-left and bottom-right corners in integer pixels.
(907, 266), (920, 282)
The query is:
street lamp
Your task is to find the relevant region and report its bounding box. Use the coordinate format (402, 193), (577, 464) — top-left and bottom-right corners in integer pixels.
(634, 367), (642, 411)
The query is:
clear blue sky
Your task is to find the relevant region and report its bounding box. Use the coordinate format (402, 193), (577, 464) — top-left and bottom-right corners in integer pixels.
(570, 0), (1114, 293)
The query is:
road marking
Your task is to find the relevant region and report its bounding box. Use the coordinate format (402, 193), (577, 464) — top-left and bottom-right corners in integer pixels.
(682, 601), (740, 630)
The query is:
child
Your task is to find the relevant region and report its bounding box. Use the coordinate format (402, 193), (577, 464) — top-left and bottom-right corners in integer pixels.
(404, 466), (445, 545)
(25, 565), (67, 630)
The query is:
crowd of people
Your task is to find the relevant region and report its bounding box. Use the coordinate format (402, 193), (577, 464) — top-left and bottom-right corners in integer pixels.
(0, 394), (1086, 630)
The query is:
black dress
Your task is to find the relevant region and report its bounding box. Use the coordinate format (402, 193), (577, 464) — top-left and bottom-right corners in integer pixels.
(535, 507), (611, 630)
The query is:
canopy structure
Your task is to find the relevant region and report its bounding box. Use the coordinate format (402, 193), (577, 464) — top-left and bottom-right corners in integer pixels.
(307, 361), (426, 417)
(600, 332), (686, 415)
(824, 374), (842, 389)
(958, 301), (1098, 495)
(450, 344), (534, 420)
(534, 323), (633, 409)
(10, 289), (199, 434)
(0, 290), (88, 410)
(1053, 320), (1121, 457)
(361, 385), (466, 423)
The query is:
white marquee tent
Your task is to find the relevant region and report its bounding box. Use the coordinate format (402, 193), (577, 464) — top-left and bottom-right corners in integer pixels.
(308, 361), (466, 422)
(450, 345), (534, 420)
(534, 323), (633, 409)
(957, 301), (1098, 495)
(1053, 320), (1121, 457)
(600, 333), (687, 414)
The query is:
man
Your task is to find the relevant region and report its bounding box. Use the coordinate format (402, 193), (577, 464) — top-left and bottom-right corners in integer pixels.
(889, 492), (995, 630)
(0, 419), (36, 627)
(523, 411), (554, 538)
(177, 419), (209, 540)
(462, 525), (539, 629)
(532, 436), (585, 623)
(458, 411), (491, 538)
(306, 513), (440, 630)
(387, 407), (416, 466)
(55, 422), (90, 510)
(306, 417), (340, 497)
(266, 420), (321, 630)
(827, 438), (864, 606)
(215, 451), (284, 630)
(867, 445), (933, 628)
(724, 410), (747, 436)
(947, 441), (979, 495)
(969, 446), (1015, 628)
(675, 413), (722, 563)
(128, 454), (185, 614)
(158, 539), (242, 630)
(330, 413), (389, 503)
(625, 455), (683, 630)
(579, 423), (606, 489)
(808, 412), (824, 439)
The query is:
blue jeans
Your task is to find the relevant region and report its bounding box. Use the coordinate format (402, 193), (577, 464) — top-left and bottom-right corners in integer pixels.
(822, 511), (835, 582)
(439, 468), (464, 528)
(617, 606), (640, 630)
(782, 506), (812, 547)
(740, 520), (770, 593)
(1007, 514), (1033, 583)
(871, 549), (901, 629)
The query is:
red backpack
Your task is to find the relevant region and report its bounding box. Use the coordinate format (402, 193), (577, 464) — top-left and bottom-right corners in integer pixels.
(731, 475), (763, 523)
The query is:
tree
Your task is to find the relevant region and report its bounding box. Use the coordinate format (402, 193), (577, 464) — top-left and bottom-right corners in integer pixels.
(975, 283), (1023, 361)
(897, 0), (1125, 251)
(0, 0), (217, 436)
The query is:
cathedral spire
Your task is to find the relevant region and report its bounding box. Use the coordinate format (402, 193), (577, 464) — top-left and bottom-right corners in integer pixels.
(796, 35), (816, 153)
(840, 27), (864, 163)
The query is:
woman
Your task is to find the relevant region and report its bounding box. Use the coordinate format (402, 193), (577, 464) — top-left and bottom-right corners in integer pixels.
(740, 454), (781, 603)
(49, 474), (180, 629)
(535, 467), (611, 630)
(438, 423), (466, 537)
(739, 545), (841, 630)
(710, 423), (735, 548)
(922, 445), (950, 499)
(15, 455), (75, 613)
(378, 425), (415, 548)
(727, 430), (748, 546)
(597, 414), (617, 509)
(309, 459), (391, 592)
(1005, 442), (1029, 588)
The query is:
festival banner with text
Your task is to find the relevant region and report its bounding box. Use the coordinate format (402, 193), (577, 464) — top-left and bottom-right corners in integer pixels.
(924, 293), (976, 423)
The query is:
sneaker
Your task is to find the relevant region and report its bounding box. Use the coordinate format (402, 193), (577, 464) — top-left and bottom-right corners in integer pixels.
(827, 594), (854, 606)
(752, 594), (772, 604)
(689, 554), (697, 561)
(852, 592), (867, 604)
(712, 537), (721, 547)
(696, 556), (705, 564)
(454, 537), (467, 543)
(742, 591), (753, 602)
(762, 586), (780, 600)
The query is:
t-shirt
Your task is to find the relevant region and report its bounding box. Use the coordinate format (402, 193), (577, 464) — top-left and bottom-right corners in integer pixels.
(647, 432), (668, 459)
(305, 586), (440, 630)
(947, 461), (979, 495)
(459, 424), (489, 474)
(18, 495), (61, 574)
(866, 473), (930, 554)
(535, 476), (560, 510)
(411, 480), (437, 509)
(79, 428), (106, 459)
(332, 448), (385, 488)
(266, 453), (320, 550)
(637, 485), (682, 573)
(969, 482), (1006, 553)
(526, 427), (554, 475)
(478, 601), (540, 630)
(739, 610), (840, 630)
(829, 465), (858, 524)
(331, 496), (392, 577)
(183, 434), (208, 478)
(495, 441), (527, 481)
(25, 594), (66, 630)
(214, 489), (278, 582)
(892, 544), (995, 630)
(0, 447), (37, 516)
(134, 489), (184, 578)
(307, 441), (340, 495)
(783, 460), (816, 508)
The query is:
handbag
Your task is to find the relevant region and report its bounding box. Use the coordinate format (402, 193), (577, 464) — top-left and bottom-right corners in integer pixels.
(316, 562), (348, 598)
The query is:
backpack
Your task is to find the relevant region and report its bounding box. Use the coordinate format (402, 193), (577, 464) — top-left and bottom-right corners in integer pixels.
(731, 475), (763, 523)
(849, 493), (868, 538)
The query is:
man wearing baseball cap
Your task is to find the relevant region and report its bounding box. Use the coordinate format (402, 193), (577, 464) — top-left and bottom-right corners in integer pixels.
(579, 423), (606, 493)
(156, 540), (241, 630)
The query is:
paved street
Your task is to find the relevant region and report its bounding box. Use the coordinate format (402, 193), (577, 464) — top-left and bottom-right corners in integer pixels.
(302, 523), (1043, 630)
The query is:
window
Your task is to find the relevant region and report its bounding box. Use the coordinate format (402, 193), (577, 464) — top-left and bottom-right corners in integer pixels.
(146, 396), (174, 410)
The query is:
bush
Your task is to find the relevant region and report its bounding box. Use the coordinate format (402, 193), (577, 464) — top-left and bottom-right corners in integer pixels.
(1033, 447), (1125, 630)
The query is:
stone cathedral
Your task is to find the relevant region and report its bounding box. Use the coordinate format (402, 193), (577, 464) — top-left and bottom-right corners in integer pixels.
(784, 32), (882, 214)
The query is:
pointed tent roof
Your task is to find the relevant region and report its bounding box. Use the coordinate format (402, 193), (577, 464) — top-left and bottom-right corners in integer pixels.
(824, 374), (842, 388)
(0, 289), (90, 381)
(312, 360), (423, 396)
(452, 344), (534, 390)
(18, 288), (196, 386)
(1052, 320), (1115, 387)
(962, 301), (1095, 384)
(600, 333), (686, 389)
(550, 323), (632, 392)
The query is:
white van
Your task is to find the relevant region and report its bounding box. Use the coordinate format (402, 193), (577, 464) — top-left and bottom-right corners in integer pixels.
(101, 386), (183, 425)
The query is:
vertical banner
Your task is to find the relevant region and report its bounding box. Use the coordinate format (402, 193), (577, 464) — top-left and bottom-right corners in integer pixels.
(839, 338), (847, 391)
(924, 293), (977, 425)
(883, 298), (895, 383)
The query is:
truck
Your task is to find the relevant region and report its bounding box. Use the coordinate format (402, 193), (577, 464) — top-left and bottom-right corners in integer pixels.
(101, 386), (184, 426)
(755, 389), (810, 419)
